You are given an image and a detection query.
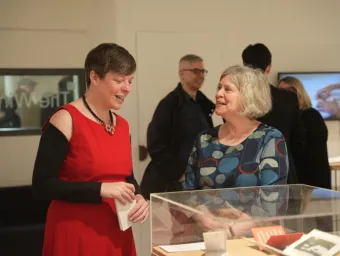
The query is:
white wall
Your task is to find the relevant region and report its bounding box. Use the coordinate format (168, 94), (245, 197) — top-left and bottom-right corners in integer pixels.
(114, 0), (340, 160)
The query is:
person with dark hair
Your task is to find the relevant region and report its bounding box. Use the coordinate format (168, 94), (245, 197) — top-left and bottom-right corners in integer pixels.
(140, 54), (215, 199)
(32, 43), (149, 256)
(242, 43), (305, 184)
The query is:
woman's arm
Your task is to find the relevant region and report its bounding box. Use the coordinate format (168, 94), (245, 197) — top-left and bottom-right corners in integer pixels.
(32, 121), (103, 203)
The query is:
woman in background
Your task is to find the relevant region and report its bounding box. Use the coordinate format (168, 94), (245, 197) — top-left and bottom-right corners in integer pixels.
(279, 76), (331, 189)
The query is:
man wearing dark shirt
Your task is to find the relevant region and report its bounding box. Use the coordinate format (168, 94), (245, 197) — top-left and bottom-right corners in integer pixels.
(242, 43), (305, 184)
(141, 54), (215, 199)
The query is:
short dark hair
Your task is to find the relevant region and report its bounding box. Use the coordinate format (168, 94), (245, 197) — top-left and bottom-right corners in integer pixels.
(84, 43), (136, 86)
(241, 43), (272, 72)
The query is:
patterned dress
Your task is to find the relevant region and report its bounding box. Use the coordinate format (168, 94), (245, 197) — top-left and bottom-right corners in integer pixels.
(182, 123), (288, 190)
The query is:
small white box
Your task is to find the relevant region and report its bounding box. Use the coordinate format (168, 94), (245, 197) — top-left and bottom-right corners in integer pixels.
(203, 230), (227, 256)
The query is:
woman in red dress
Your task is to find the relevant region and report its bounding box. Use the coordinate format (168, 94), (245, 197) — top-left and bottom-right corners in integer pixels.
(32, 43), (149, 256)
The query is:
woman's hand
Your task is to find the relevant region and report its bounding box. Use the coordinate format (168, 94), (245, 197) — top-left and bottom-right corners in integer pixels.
(219, 208), (254, 237)
(194, 214), (229, 232)
(317, 99), (340, 117)
(317, 85), (334, 100)
(128, 194), (149, 224)
(100, 182), (135, 204)
(193, 205), (230, 232)
(193, 205), (255, 238)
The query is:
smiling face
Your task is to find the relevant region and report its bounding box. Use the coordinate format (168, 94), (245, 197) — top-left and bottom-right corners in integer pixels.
(179, 61), (206, 91)
(90, 71), (134, 110)
(215, 75), (242, 117)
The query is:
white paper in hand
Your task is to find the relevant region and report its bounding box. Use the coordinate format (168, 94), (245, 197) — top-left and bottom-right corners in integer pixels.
(115, 199), (136, 231)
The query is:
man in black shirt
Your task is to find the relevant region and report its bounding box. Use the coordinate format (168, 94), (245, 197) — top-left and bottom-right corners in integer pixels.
(242, 43), (305, 184)
(141, 54), (215, 199)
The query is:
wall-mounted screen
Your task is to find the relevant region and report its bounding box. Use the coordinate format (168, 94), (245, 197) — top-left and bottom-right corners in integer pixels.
(278, 72), (340, 120)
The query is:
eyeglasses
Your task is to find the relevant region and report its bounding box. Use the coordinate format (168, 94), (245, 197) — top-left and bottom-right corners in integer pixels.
(181, 68), (208, 76)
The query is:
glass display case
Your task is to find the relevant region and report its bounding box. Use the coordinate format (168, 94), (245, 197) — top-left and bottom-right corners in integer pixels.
(150, 184), (340, 256)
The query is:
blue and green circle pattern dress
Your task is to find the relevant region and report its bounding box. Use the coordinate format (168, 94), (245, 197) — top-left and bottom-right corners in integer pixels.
(182, 123), (289, 190)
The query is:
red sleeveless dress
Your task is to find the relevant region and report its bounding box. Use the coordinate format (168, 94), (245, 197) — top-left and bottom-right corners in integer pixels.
(42, 104), (136, 256)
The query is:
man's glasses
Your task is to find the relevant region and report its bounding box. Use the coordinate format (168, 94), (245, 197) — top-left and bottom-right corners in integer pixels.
(181, 68), (208, 76)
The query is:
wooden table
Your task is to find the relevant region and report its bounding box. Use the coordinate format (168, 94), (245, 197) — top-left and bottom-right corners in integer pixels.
(152, 239), (276, 256)
(330, 162), (340, 191)
(330, 162), (340, 170)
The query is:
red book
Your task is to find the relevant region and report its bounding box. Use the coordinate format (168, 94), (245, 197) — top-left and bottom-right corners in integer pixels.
(251, 225), (303, 251)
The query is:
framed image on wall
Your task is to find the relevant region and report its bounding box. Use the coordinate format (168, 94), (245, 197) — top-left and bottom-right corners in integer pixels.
(0, 68), (86, 136)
